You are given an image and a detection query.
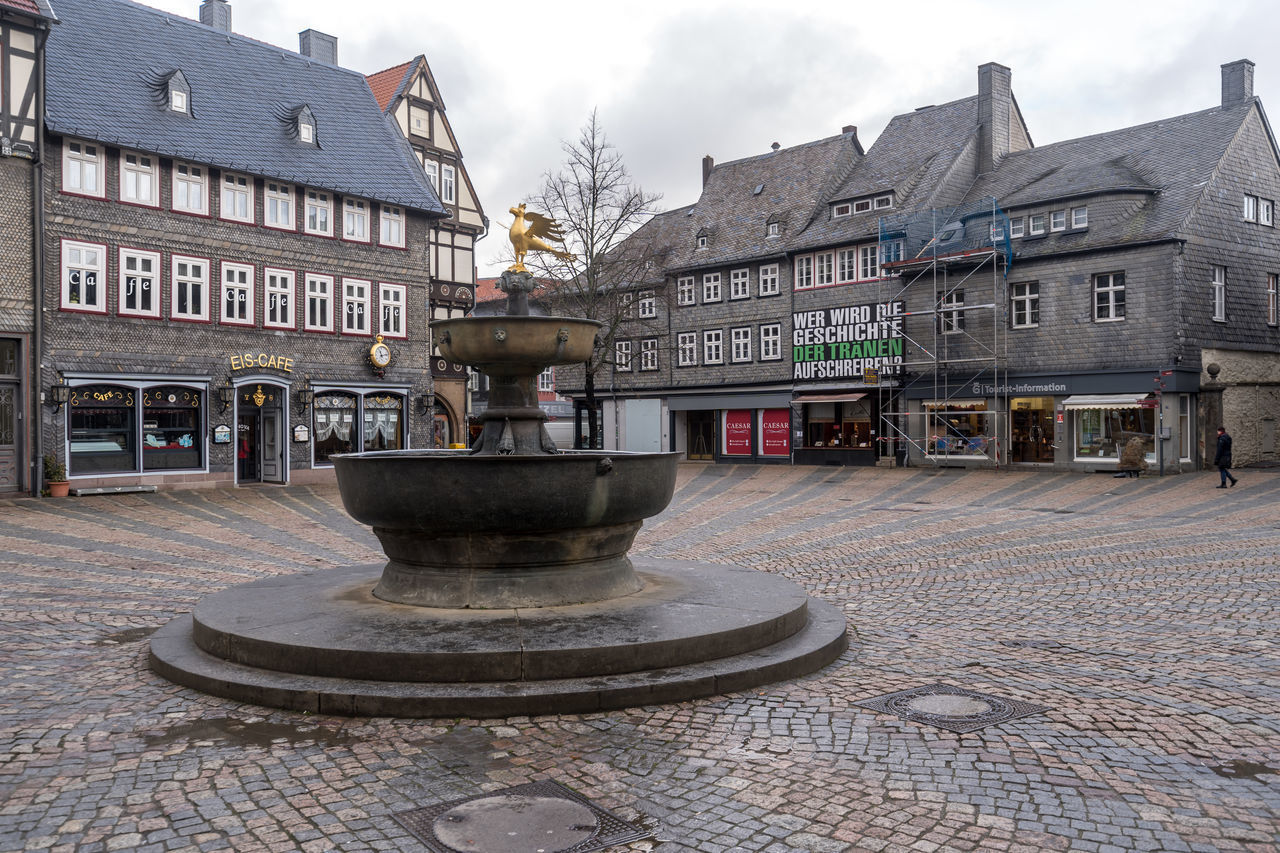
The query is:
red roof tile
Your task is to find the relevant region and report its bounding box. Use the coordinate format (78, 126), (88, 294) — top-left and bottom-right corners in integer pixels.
(474, 277), (504, 305)
(365, 61), (412, 112)
(0, 0), (43, 15)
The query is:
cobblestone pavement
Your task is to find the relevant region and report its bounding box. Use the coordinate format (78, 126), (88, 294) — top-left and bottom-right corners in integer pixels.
(1, 464), (1278, 853)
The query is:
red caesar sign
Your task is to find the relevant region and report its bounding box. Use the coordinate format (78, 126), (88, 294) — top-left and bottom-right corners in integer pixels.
(724, 410), (753, 455)
(761, 408), (791, 456)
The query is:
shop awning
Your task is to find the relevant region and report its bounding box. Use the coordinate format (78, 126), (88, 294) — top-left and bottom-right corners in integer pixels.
(792, 392), (866, 404)
(1060, 394), (1151, 409)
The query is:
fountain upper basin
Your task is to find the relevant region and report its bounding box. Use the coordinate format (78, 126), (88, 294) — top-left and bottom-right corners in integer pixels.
(432, 316), (601, 370)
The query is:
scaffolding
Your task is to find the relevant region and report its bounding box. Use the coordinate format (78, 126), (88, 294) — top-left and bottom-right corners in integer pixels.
(876, 198), (1012, 467)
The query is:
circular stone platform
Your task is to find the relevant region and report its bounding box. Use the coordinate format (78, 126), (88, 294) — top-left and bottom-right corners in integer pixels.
(149, 558), (848, 717)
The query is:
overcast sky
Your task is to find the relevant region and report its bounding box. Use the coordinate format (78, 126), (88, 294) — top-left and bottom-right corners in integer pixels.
(143, 0), (1280, 276)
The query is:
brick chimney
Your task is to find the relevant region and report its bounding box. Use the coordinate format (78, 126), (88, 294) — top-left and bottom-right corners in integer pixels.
(977, 62), (1013, 175)
(299, 29), (338, 65)
(1221, 59), (1255, 108)
(702, 154), (714, 187)
(199, 0), (231, 32)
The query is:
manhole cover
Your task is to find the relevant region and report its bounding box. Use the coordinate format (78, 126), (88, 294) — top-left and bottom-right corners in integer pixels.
(395, 780), (649, 853)
(855, 683), (1049, 733)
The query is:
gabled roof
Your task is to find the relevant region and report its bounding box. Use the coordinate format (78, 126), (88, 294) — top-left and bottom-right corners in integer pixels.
(0, 0), (56, 20)
(792, 97), (982, 251)
(661, 133), (862, 272)
(45, 0), (444, 215)
(366, 61), (413, 112)
(966, 100), (1257, 250)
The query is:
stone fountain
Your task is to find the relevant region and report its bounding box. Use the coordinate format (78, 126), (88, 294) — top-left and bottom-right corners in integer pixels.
(150, 245), (847, 718)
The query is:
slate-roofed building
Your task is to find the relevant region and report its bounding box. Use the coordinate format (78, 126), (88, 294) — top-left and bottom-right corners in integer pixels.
(570, 61), (1280, 473)
(367, 54), (487, 446)
(38, 0), (449, 491)
(0, 0), (55, 494)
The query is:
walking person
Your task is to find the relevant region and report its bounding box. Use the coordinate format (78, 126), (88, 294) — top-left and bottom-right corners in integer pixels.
(1214, 426), (1238, 488)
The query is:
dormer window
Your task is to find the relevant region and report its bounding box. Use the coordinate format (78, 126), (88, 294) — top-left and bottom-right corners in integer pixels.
(874, 194), (893, 209)
(833, 203), (852, 218)
(170, 90), (187, 113)
(155, 69), (191, 116)
(300, 122), (314, 143)
(284, 104), (319, 147)
(696, 234), (708, 249)
(767, 221), (781, 237)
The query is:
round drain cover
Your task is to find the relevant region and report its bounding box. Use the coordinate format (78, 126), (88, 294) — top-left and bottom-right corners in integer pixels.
(432, 794), (598, 853)
(904, 694), (993, 716)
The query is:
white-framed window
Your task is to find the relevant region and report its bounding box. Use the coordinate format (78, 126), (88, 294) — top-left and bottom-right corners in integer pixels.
(172, 163), (207, 214)
(1072, 207), (1088, 228)
(619, 291), (635, 318)
(1028, 213), (1046, 235)
(677, 276), (695, 306)
(118, 248), (160, 318)
(815, 252), (834, 287)
(696, 234), (708, 249)
(837, 248), (858, 283)
(171, 256), (210, 321)
(380, 205), (406, 248)
(344, 198), (370, 242)
(859, 245), (879, 280)
(264, 182), (294, 230)
(305, 190), (332, 236)
(1050, 210), (1066, 231)
(1009, 218), (1025, 238)
(305, 274), (334, 332)
(766, 221), (780, 238)
(1262, 199), (1274, 227)
(881, 239), (904, 265)
(1011, 281), (1038, 329)
(640, 338), (658, 371)
(62, 140), (104, 197)
(703, 272), (722, 303)
(638, 290), (656, 318)
(703, 330), (723, 364)
(677, 332), (697, 366)
(1244, 194), (1258, 222)
(1093, 272), (1125, 322)
(342, 278), (370, 334)
(380, 283), (406, 338)
(760, 324), (781, 360)
(424, 160), (439, 192)
(61, 240), (107, 312)
(120, 151), (159, 207)
(853, 199), (872, 213)
(221, 262), (254, 326)
(265, 269), (295, 329)
(441, 165), (456, 204)
(833, 203), (852, 218)
(874, 194), (893, 209)
(939, 289), (964, 334)
(794, 256), (813, 290)
(1212, 265), (1227, 322)
(170, 89), (187, 113)
(730, 327), (751, 362)
(299, 120), (315, 145)
(221, 172), (253, 223)
(615, 339), (632, 371)
(759, 264), (779, 296)
(538, 367), (554, 392)
(1269, 274), (1279, 327)
(730, 269), (750, 300)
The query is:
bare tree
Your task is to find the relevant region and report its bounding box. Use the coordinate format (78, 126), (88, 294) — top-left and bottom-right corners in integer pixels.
(522, 111), (663, 448)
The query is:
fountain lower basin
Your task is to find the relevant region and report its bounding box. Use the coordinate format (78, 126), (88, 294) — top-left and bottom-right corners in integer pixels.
(331, 449), (678, 608)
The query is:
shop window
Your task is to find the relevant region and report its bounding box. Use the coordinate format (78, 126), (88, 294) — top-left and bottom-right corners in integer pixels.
(68, 385), (137, 475)
(314, 392), (357, 464)
(142, 386), (203, 471)
(363, 394), (404, 451)
(803, 399), (873, 448)
(925, 401), (991, 456)
(1074, 406), (1154, 461)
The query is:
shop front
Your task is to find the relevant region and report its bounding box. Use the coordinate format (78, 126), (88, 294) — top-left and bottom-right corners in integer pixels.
(65, 378), (209, 479)
(667, 391), (793, 463)
(792, 392), (881, 466)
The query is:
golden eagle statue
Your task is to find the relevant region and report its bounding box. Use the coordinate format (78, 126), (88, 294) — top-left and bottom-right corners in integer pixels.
(507, 203), (574, 272)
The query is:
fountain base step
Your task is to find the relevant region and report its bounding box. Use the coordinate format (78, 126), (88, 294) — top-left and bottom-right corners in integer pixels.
(149, 559), (849, 717)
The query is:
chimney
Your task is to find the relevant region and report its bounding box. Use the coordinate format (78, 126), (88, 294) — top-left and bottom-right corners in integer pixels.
(842, 124), (856, 135)
(299, 29), (338, 65)
(199, 0), (231, 33)
(977, 62), (1012, 175)
(702, 154), (714, 187)
(1221, 59), (1255, 108)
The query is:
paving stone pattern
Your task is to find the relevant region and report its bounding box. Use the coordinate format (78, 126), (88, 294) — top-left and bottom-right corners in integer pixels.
(1, 465), (1278, 852)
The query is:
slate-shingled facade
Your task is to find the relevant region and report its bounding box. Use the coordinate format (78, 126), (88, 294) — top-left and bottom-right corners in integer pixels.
(38, 0), (448, 490)
(573, 61), (1280, 472)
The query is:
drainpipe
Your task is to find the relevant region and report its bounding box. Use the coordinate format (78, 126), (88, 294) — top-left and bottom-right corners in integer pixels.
(31, 22), (48, 496)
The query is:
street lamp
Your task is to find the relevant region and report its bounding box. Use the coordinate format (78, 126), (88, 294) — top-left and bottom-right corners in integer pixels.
(49, 380), (70, 411)
(218, 382), (236, 412)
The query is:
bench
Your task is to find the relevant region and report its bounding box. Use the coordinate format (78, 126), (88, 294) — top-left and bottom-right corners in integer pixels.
(70, 485), (159, 496)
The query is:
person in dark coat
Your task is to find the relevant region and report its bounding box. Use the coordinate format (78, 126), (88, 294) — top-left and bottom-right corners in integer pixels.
(1214, 426), (1238, 488)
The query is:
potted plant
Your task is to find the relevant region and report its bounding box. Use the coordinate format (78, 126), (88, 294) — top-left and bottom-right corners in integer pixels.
(43, 454), (69, 498)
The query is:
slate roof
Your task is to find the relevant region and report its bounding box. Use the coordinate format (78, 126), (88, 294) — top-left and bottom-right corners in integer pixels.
(660, 133), (862, 273)
(0, 0), (55, 19)
(965, 100), (1257, 255)
(45, 0), (444, 215)
(792, 97), (982, 251)
(367, 60), (413, 112)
